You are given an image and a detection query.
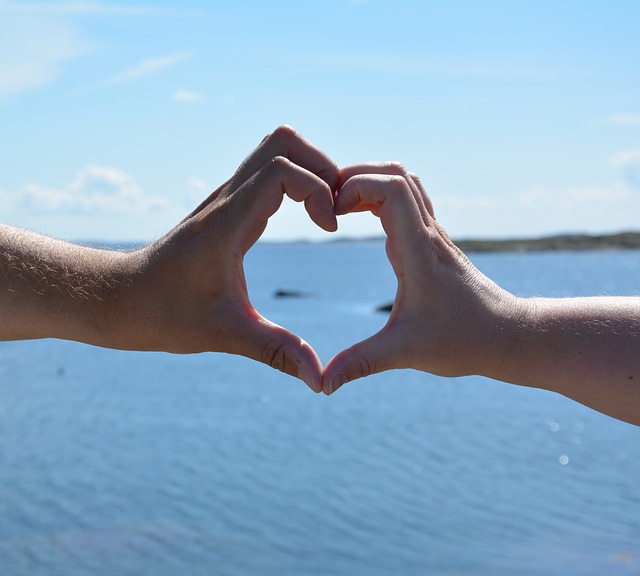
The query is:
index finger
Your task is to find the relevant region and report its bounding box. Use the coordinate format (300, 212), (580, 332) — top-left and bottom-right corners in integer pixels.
(339, 162), (435, 223)
(233, 125), (339, 193)
(336, 173), (426, 249)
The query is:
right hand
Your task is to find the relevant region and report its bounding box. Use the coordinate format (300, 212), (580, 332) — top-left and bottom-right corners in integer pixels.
(323, 163), (525, 394)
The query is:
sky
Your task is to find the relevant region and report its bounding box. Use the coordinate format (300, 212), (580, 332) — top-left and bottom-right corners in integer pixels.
(1, 0), (639, 243)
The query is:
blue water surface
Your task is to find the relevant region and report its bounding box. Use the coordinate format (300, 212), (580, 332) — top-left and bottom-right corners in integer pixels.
(0, 242), (639, 575)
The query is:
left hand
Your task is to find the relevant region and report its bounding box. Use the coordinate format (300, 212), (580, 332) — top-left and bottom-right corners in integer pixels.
(111, 126), (339, 392)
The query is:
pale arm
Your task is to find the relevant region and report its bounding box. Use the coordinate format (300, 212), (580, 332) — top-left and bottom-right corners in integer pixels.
(0, 225), (139, 345)
(499, 297), (640, 425)
(322, 163), (640, 426)
(0, 126), (339, 392)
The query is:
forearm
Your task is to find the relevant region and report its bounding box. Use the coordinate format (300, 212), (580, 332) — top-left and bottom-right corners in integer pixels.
(493, 296), (640, 425)
(0, 224), (141, 347)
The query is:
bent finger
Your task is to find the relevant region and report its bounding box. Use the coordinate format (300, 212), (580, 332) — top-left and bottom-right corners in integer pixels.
(336, 173), (425, 249)
(227, 156), (337, 251)
(233, 125), (339, 193)
(339, 162), (433, 224)
(407, 172), (436, 220)
(255, 156), (337, 230)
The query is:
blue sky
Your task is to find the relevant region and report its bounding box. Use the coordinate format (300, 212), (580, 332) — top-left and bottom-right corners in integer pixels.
(1, 0), (639, 242)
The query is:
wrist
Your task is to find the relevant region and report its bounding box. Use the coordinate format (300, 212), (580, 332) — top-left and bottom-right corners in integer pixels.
(481, 295), (538, 384)
(85, 247), (153, 350)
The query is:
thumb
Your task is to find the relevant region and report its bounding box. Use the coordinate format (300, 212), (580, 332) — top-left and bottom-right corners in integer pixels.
(233, 313), (324, 393)
(322, 327), (401, 395)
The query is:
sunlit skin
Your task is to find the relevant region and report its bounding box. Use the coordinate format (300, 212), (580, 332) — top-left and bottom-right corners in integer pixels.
(1, 128), (640, 425)
(0, 126), (338, 393)
(322, 162), (640, 426)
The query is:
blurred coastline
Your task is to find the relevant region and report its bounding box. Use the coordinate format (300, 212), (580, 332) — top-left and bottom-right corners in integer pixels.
(454, 231), (640, 253)
(83, 230), (640, 254)
(271, 230), (640, 252)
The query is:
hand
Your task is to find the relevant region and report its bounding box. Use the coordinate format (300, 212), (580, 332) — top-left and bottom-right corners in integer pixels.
(322, 163), (640, 426)
(110, 126), (339, 391)
(322, 162), (523, 394)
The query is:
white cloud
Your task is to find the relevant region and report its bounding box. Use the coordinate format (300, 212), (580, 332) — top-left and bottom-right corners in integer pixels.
(610, 114), (640, 125)
(0, 13), (85, 99)
(9, 165), (167, 214)
(0, 1), (203, 17)
(437, 183), (631, 219)
(0, 2), (202, 100)
(434, 148), (640, 239)
(608, 148), (640, 190)
(101, 51), (192, 87)
(435, 179), (640, 240)
(174, 89), (205, 103)
(516, 183), (631, 208)
(609, 148), (640, 169)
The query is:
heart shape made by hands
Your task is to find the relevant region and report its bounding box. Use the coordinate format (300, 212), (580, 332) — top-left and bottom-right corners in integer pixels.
(164, 126), (481, 400)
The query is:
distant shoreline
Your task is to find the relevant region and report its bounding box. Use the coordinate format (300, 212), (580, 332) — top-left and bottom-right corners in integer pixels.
(86, 231), (640, 253)
(452, 231), (640, 253)
(312, 231), (640, 253)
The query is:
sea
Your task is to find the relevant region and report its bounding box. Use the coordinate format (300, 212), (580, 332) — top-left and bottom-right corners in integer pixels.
(1, 241), (639, 576)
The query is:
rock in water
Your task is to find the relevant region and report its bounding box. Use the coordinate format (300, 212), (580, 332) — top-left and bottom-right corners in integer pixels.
(274, 289), (308, 299)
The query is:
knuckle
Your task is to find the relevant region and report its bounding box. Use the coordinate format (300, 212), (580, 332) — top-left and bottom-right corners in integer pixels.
(388, 174), (409, 191)
(385, 160), (407, 174)
(262, 339), (287, 373)
(358, 353), (373, 379)
(262, 155), (291, 177)
(350, 344), (373, 378)
(271, 124), (298, 144)
(270, 154), (290, 169)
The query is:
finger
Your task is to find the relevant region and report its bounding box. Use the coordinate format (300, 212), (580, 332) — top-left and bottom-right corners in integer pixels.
(407, 172), (436, 219)
(233, 125), (339, 193)
(335, 173), (425, 248)
(229, 156), (337, 250)
(322, 327), (403, 395)
(338, 162), (433, 224)
(405, 172), (460, 250)
(233, 312), (324, 393)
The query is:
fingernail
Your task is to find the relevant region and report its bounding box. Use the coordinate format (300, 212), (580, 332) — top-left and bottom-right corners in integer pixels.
(329, 374), (347, 395)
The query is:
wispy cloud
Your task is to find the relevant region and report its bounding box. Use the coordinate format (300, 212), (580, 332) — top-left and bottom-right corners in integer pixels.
(516, 183), (631, 208)
(0, 15), (85, 99)
(100, 51), (192, 87)
(437, 180), (639, 240)
(0, 1), (204, 17)
(319, 54), (555, 80)
(436, 147), (640, 239)
(609, 148), (640, 190)
(0, 2), (200, 100)
(6, 165), (167, 214)
(173, 88), (205, 103)
(609, 148), (640, 168)
(610, 113), (640, 126)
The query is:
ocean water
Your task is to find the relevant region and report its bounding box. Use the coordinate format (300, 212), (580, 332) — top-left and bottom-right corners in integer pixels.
(1, 242), (639, 576)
